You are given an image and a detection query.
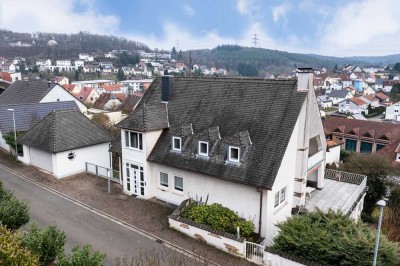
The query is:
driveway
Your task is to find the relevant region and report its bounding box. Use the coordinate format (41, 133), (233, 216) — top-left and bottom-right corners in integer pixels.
(0, 167), (185, 265)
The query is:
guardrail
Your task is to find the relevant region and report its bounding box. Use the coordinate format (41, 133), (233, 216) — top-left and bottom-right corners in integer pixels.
(85, 162), (120, 194)
(340, 177), (367, 214)
(325, 169), (366, 185)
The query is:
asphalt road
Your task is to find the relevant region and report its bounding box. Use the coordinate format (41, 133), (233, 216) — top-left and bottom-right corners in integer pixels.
(0, 167), (187, 265)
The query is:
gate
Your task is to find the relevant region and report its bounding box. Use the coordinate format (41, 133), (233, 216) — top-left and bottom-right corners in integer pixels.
(245, 241), (264, 265)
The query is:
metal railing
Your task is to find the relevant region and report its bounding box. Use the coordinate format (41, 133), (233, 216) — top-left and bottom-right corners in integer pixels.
(340, 177), (367, 213)
(244, 241), (264, 265)
(325, 169), (366, 185)
(85, 162), (120, 194)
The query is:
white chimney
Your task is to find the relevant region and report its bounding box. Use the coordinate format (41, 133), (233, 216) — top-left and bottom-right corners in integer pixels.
(297, 68), (314, 92)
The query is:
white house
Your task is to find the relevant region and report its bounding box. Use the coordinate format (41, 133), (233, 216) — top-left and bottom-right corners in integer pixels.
(360, 95), (379, 108)
(385, 102), (400, 121)
(329, 82), (343, 91)
(79, 53), (94, 61)
(328, 90), (353, 105)
(317, 95), (333, 108)
(338, 98), (369, 114)
(74, 60), (84, 67)
(115, 71), (367, 245)
(363, 86), (375, 96)
(56, 60), (71, 67)
(0, 80), (87, 113)
(18, 110), (113, 178)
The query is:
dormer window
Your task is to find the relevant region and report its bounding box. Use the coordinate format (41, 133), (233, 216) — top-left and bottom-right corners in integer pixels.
(228, 146), (240, 163)
(198, 141), (209, 157)
(172, 136), (181, 151)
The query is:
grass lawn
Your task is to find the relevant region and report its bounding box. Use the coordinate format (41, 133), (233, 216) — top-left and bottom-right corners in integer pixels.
(322, 107), (338, 112)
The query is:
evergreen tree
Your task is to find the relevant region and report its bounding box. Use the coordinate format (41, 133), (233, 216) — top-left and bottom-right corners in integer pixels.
(116, 67), (126, 81)
(171, 47), (177, 59)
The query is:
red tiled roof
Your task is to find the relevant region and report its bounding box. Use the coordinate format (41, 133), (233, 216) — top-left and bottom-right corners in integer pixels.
(63, 84), (77, 92)
(362, 95), (377, 102)
(114, 93), (126, 102)
(73, 87), (95, 102)
(349, 97), (366, 105)
(323, 116), (400, 141)
(375, 92), (389, 100)
(101, 84), (123, 91)
(378, 138), (400, 162)
(0, 72), (12, 82)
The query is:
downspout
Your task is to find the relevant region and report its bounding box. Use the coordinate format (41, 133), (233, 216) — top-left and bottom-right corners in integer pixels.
(256, 188), (263, 237)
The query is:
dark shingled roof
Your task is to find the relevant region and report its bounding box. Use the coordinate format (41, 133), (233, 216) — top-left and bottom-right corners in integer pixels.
(18, 109), (114, 153)
(118, 77), (307, 190)
(328, 90), (350, 98)
(0, 101), (79, 134)
(0, 80), (58, 105)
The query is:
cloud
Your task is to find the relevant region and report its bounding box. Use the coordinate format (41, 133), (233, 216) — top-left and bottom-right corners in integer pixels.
(272, 3), (292, 24)
(236, 0), (253, 16)
(320, 0), (400, 56)
(182, 4), (195, 17)
(1, 0), (120, 34)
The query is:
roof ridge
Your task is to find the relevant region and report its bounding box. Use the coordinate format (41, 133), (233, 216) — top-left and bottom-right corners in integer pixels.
(143, 100), (147, 131)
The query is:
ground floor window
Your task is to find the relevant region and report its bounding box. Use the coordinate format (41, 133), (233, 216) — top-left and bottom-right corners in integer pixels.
(160, 172), (169, 187)
(345, 139), (357, 151)
(174, 176), (183, 192)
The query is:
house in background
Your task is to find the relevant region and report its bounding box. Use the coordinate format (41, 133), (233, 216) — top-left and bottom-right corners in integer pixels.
(0, 101), (79, 152)
(323, 116), (400, 154)
(375, 92), (390, 104)
(329, 90), (353, 105)
(0, 80), (87, 113)
(93, 93), (122, 110)
(117, 93), (142, 114)
(63, 84), (81, 94)
(338, 98), (368, 115)
(51, 76), (69, 85)
(317, 95), (333, 108)
(362, 86), (375, 96)
(385, 102), (400, 121)
(73, 87), (99, 104)
(115, 71), (367, 245)
(359, 95), (379, 108)
(18, 109), (113, 178)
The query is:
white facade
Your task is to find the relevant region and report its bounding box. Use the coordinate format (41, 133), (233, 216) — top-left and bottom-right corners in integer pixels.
(19, 143), (111, 178)
(338, 99), (368, 114)
(326, 145), (341, 165)
(363, 86), (375, 96)
(56, 60), (71, 67)
(39, 84), (88, 113)
(74, 60), (84, 67)
(72, 80), (114, 89)
(385, 102), (400, 120)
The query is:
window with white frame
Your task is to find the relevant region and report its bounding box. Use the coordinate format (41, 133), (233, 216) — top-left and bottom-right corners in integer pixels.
(228, 146), (240, 162)
(275, 186), (287, 208)
(174, 176), (183, 192)
(280, 187), (286, 203)
(159, 172), (168, 187)
(198, 141), (209, 157)
(125, 131), (143, 150)
(274, 192), (279, 207)
(172, 137), (182, 151)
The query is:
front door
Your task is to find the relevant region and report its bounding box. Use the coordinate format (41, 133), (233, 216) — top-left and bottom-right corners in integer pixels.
(125, 163), (145, 196)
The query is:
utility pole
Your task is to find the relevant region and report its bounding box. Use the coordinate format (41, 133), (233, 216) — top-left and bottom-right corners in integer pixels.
(252, 31), (259, 47)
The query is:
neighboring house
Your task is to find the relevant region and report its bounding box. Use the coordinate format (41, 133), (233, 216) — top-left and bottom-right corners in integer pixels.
(325, 137), (343, 166)
(117, 93), (143, 114)
(340, 79), (352, 88)
(323, 116), (400, 154)
(93, 93), (122, 110)
(56, 60), (71, 67)
(73, 87), (99, 104)
(51, 76), (69, 85)
(338, 98), (369, 115)
(74, 60), (84, 67)
(18, 110), (114, 178)
(115, 71), (366, 245)
(374, 92), (390, 104)
(328, 90), (353, 105)
(100, 84), (124, 94)
(383, 80), (399, 93)
(0, 101), (79, 151)
(63, 84), (81, 94)
(374, 79), (384, 91)
(72, 80), (114, 89)
(0, 71), (21, 83)
(363, 86), (375, 96)
(385, 102), (400, 121)
(0, 80), (87, 113)
(317, 95), (333, 108)
(330, 81), (343, 91)
(360, 95), (379, 108)
(378, 138), (400, 163)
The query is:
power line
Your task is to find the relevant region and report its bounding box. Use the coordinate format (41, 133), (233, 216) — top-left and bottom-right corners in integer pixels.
(252, 31), (259, 47)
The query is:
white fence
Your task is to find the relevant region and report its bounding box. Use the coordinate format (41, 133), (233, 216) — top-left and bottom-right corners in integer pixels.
(85, 162), (119, 182)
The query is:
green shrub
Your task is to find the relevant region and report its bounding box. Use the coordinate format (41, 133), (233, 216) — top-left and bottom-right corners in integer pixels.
(0, 192), (30, 230)
(182, 202), (255, 238)
(273, 209), (400, 266)
(21, 224), (66, 266)
(0, 226), (39, 266)
(58, 245), (106, 266)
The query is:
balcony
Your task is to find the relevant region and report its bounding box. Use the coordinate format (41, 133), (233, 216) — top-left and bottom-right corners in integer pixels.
(307, 150), (324, 171)
(305, 169), (367, 215)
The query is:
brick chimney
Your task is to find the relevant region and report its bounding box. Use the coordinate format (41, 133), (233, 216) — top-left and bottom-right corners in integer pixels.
(161, 75), (174, 102)
(297, 68), (314, 92)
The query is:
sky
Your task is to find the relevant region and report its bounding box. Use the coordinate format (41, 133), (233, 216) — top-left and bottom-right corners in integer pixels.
(1, 0), (400, 57)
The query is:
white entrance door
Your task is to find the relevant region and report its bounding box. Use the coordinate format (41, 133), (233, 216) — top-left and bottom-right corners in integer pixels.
(125, 163), (145, 196)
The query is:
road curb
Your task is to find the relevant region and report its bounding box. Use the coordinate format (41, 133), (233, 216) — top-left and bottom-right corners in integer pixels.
(0, 163), (218, 265)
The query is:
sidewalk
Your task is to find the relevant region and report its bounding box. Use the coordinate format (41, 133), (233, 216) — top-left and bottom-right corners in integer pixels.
(0, 150), (252, 265)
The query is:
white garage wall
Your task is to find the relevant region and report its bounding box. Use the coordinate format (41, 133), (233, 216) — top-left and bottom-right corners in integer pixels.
(30, 147), (53, 173)
(52, 142), (111, 178)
